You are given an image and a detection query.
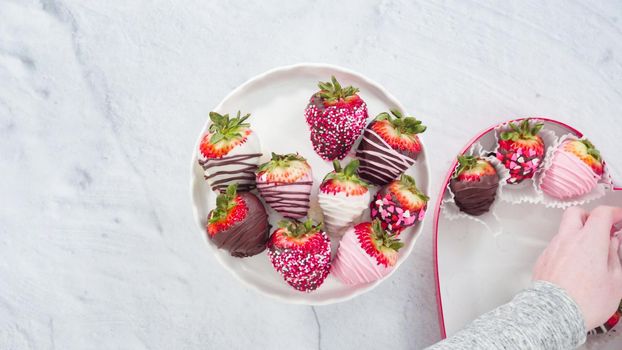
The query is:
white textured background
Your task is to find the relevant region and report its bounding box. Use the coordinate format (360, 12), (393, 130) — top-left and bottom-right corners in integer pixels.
(1, 0), (621, 349)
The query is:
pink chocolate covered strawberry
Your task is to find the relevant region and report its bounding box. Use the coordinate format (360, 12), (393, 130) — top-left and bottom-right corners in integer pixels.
(198, 111), (262, 192)
(304, 76), (368, 160)
(318, 159), (370, 237)
(356, 110), (426, 185)
(496, 119), (545, 184)
(267, 219), (331, 292)
(540, 139), (604, 200)
(332, 220), (404, 285)
(256, 153), (313, 219)
(370, 174), (428, 233)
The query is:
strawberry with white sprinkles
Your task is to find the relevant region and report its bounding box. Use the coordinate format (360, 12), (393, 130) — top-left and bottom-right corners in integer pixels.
(267, 219), (331, 292)
(304, 76), (368, 160)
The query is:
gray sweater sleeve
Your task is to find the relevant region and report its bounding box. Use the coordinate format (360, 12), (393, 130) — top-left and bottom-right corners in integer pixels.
(427, 281), (587, 350)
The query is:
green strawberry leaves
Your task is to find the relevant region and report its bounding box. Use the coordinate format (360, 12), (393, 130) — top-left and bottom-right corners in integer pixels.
(397, 174), (429, 202)
(581, 139), (602, 162)
(257, 152), (308, 173)
(208, 111), (251, 145)
(323, 159), (369, 188)
(208, 184), (239, 224)
(500, 119), (543, 141)
(371, 219), (404, 252)
(317, 76), (360, 102)
(375, 109), (426, 135)
(277, 218), (323, 238)
(453, 155), (479, 178)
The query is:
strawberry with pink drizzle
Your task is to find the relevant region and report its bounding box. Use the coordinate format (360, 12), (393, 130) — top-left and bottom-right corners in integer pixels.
(370, 174), (428, 233)
(304, 76), (368, 160)
(356, 109), (426, 185)
(256, 153), (313, 219)
(332, 220), (404, 285)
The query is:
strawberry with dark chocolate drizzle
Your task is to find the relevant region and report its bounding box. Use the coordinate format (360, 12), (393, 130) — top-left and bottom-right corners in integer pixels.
(207, 184), (270, 257)
(356, 109), (426, 186)
(198, 111), (262, 192)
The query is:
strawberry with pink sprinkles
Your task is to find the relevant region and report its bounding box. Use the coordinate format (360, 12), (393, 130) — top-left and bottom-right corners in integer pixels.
(304, 76), (368, 160)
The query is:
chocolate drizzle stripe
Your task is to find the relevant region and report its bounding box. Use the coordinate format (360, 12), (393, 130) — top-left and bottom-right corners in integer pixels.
(361, 131), (414, 166)
(256, 180), (312, 218)
(356, 129), (416, 184)
(199, 153), (261, 192)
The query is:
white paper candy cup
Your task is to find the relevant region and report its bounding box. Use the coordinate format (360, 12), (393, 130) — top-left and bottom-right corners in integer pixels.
(535, 133), (613, 209)
(440, 143), (509, 236)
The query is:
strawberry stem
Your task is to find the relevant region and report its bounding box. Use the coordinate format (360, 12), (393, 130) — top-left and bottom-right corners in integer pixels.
(581, 139), (602, 162)
(208, 110), (251, 145)
(500, 119), (543, 141)
(208, 184), (239, 224)
(375, 110), (426, 135)
(317, 76), (359, 102)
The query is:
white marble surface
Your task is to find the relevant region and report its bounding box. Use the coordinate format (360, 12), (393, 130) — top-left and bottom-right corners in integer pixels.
(1, 0), (621, 349)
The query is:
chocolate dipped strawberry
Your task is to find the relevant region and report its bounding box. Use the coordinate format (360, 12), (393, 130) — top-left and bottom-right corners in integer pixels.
(496, 119), (545, 184)
(267, 219), (331, 292)
(206, 184), (269, 257)
(449, 156), (500, 216)
(332, 220), (404, 285)
(318, 159), (370, 237)
(356, 109), (426, 185)
(256, 153), (313, 219)
(540, 139), (604, 200)
(198, 111), (262, 192)
(304, 76), (368, 160)
(370, 174), (428, 233)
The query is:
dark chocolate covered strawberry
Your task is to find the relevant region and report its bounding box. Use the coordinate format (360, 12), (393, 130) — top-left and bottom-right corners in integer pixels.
(496, 119), (545, 184)
(449, 156), (499, 216)
(356, 109), (426, 186)
(256, 153), (313, 219)
(370, 174), (428, 233)
(304, 76), (368, 160)
(198, 111), (262, 192)
(267, 219), (331, 292)
(206, 184), (269, 257)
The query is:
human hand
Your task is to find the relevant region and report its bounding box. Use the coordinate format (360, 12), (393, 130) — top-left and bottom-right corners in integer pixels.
(533, 205), (622, 330)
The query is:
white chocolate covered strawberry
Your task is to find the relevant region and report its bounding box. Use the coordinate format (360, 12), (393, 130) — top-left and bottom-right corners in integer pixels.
(198, 111), (262, 192)
(318, 160), (370, 237)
